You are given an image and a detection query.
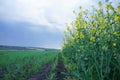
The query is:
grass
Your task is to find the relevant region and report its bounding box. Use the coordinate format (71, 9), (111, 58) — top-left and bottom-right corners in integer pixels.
(0, 50), (59, 80)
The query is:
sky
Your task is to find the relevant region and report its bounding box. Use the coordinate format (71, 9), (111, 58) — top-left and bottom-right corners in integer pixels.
(0, 0), (119, 49)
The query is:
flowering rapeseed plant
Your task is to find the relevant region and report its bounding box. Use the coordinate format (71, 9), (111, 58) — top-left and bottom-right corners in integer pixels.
(79, 32), (84, 39)
(117, 6), (120, 12)
(90, 36), (95, 41)
(62, 1), (120, 80)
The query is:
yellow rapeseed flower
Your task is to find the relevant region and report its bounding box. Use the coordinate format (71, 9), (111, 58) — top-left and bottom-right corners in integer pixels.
(113, 31), (119, 36)
(99, 18), (104, 23)
(98, 9), (102, 14)
(91, 27), (97, 33)
(75, 24), (79, 28)
(92, 28), (96, 31)
(117, 6), (120, 12)
(106, 4), (113, 10)
(113, 43), (116, 46)
(114, 31), (117, 35)
(90, 36), (95, 41)
(101, 26), (105, 30)
(106, 4), (109, 9)
(80, 32), (84, 39)
(114, 15), (120, 20)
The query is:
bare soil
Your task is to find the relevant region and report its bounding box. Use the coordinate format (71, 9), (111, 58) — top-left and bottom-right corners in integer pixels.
(26, 63), (52, 80)
(26, 56), (68, 80)
(0, 68), (6, 80)
(55, 56), (68, 80)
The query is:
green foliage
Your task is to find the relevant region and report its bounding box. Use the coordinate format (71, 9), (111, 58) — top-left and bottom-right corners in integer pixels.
(0, 50), (59, 80)
(48, 55), (58, 80)
(62, 1), (120, 80)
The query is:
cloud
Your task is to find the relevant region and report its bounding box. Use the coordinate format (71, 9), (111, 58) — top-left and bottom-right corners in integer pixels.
(0, 0), (99, 32)
(0, 21), (63, 49)
(2, 0), (119, 31)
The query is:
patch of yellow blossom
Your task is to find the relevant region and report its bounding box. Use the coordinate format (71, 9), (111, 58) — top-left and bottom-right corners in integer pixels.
(100, 26), (105, 30)
(113, 43), (116, 47)
(99, 17), (104, 23)
(91, 27), (97, 33)
(117, 6), (120, 12)
(113, 31), (119, 36)
(106, 4), (114, 10)
(114, 15), (120, 20)
(90, 36), (95, 41)
(80, 32), (84, 39)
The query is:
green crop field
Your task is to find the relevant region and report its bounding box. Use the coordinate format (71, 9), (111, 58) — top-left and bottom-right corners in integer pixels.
(0, 50), (59, 80)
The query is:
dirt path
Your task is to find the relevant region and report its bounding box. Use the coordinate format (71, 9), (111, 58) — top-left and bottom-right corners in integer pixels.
(26, 63), (52, 80)
(0, 68), (6, 80)
(26, 56), (67, 80)
(55, 56), (68, 80)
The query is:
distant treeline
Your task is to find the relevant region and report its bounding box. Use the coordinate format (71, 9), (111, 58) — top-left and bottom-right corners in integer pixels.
(0, 45), (59, 51)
